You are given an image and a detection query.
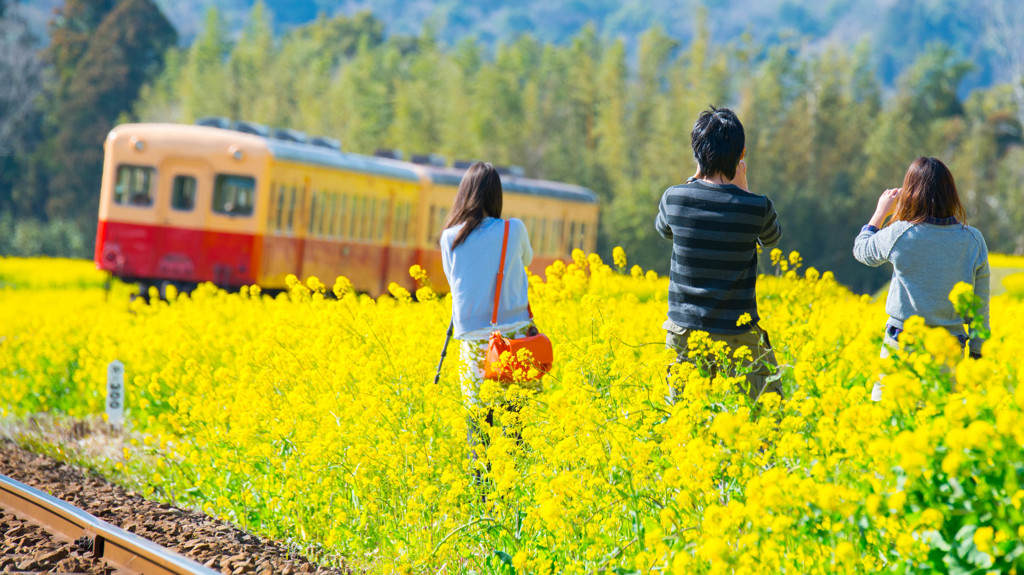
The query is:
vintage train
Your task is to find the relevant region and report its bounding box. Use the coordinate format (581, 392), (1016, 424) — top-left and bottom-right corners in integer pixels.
(94, 120), (599, 295)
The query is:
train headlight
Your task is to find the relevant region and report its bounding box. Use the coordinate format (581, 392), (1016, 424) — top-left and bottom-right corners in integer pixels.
(229, 145), (244, 161)
(131, 137), (145, 151)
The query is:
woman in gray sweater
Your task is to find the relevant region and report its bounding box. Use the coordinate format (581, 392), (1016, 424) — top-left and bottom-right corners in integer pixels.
(854, 157), (990, 400)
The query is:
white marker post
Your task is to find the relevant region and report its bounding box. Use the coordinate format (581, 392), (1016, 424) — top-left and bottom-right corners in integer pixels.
(106, 360), (125, 428)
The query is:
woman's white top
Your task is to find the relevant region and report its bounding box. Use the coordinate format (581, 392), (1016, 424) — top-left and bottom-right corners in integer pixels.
(441, 217), (534, 339)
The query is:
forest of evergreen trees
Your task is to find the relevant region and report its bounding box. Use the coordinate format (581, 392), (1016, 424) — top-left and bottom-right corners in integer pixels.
(2, 0), (1023, 292)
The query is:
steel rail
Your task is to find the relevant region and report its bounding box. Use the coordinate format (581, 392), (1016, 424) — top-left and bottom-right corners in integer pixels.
(0, 473), (221, 575)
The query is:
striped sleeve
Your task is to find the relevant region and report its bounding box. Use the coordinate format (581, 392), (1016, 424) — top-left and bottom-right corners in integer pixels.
(655, 191), (672, 239)
(758, 197), (782, 248)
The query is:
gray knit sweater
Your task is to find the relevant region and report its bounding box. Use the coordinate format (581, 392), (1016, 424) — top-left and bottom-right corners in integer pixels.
(853, 220), (990, 354)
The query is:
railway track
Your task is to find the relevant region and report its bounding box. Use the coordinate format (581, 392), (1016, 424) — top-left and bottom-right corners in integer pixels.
(1, 472), (220, 575)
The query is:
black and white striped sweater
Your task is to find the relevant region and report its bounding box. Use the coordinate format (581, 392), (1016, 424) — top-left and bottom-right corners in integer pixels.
(655, 179), (782, 335)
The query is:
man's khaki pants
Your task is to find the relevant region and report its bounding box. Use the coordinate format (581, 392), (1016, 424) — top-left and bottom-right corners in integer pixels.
(665, 321), (783, 402)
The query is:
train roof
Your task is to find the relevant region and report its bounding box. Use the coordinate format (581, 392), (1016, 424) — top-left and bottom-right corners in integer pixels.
(425, 166), (599, 204)
(267, 138), (598, 203)
(110, 123), (598, 203)
(264, 139), (423, 182)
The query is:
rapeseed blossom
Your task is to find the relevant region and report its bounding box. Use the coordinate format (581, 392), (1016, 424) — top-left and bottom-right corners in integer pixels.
(1, 253), (1024, 573)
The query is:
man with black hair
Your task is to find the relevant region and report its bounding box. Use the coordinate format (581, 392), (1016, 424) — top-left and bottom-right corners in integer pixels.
(655, 106), (784, 403)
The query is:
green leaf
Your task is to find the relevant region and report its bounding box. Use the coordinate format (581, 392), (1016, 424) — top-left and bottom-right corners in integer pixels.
(494, 550), (514, 566)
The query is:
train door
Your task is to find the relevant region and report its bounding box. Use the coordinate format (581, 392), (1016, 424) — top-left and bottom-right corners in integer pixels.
(259, 177), (308, 288)
(155, 157), (212, 287)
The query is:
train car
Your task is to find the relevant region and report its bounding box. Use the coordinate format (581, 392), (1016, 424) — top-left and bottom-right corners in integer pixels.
(95, 121), (599, 296)
(415, 165), (598, 292)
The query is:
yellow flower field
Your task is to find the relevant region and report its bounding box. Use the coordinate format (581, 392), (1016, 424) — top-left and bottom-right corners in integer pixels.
(2, 252), (1024, 573)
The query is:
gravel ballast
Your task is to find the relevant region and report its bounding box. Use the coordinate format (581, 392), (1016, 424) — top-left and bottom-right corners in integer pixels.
(0, 438), (350, 575)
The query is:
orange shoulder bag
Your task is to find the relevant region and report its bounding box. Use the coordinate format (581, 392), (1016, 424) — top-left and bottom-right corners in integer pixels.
(483, 220), (553, 383)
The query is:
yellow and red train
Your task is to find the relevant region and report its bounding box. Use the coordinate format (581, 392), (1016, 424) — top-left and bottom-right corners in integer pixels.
(94, 121), (599, 295)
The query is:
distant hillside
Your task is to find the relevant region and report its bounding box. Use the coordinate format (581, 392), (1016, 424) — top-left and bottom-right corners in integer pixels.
(139, 0), (997, 91)
(16, 0), (999, 90)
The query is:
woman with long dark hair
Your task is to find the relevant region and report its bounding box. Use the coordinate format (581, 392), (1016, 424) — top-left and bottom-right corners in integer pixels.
(854, 156), (990, 400)
(440, 162), (535, 447)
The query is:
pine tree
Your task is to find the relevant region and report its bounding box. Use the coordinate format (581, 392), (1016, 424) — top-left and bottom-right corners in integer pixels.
(436, 38), (480, 162)
(229, 1), (276, 124)
(133, 48), (184, 121)
(388, 32), (444, 155)
(862, 45), (971, 195)
(45, 0), (176, 228)
(181, 7), (230, 122)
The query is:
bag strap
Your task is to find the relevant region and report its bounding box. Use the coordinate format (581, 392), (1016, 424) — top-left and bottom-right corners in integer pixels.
(491, 220), (511, 325)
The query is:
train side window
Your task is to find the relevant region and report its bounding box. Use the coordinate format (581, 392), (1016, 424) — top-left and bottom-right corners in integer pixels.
(430, 206), (438, 245)
(569, 222), (578, 252)
(309, 191), (319, 235)
(114, 165), (155, 206)
(314, 191), (324, 236)
(326, 193), (337, 238)
(579, 223), (587, 252)
(553, 219), (564, 255)
(428, 205), (437, 243)
(440, 207), (448, 241)
(393, 203), (403, 244)
(343, 195), (353, 240)
(286, 186), (297, 232)
(353, 196), (364, 240)
(366, 195), (374, 238)
(320, 191), (329, 236)
(394, 202), (411, 245)
(355, 196), (363, 241)
(314, 190), (326, 236)
(405, 203), (414, 244)
(367, 198), (377, 241)
(339, 194), (350, 239)
(315, 189), (323, 234)
(171, 175), (196, 211)
(268, 183), (278, 230)
(213, 175), (255, 216)
(538, 218), (548, 256)
(377, 198), (389, 241)
(275, 185), (286, 231)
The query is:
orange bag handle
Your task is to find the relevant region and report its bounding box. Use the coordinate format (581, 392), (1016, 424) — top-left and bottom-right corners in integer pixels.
(491, 220), (511, 325)
(491, 219), (534, 326)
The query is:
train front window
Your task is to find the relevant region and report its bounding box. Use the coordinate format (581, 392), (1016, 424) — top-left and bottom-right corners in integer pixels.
(171, 176), (196, 211)
(114, 165), (155, 207)
(213, 174), (255, 216)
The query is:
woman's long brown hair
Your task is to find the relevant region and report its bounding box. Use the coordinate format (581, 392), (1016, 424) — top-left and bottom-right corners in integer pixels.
(890, 157), (967, 225)
(442, 161), (503, 249)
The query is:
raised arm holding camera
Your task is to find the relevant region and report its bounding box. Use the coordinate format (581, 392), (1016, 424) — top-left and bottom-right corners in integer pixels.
(853, 157), (991, 401)
(656, 106), (783, 404)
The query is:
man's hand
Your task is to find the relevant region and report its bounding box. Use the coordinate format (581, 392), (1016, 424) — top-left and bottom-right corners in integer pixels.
(733, 160), (749, 191)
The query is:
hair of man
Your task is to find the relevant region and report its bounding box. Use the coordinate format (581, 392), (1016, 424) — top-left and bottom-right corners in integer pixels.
(690, 106), (745, 181)
(890, 156), (967, 225)
(442, 161), (504, 249)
